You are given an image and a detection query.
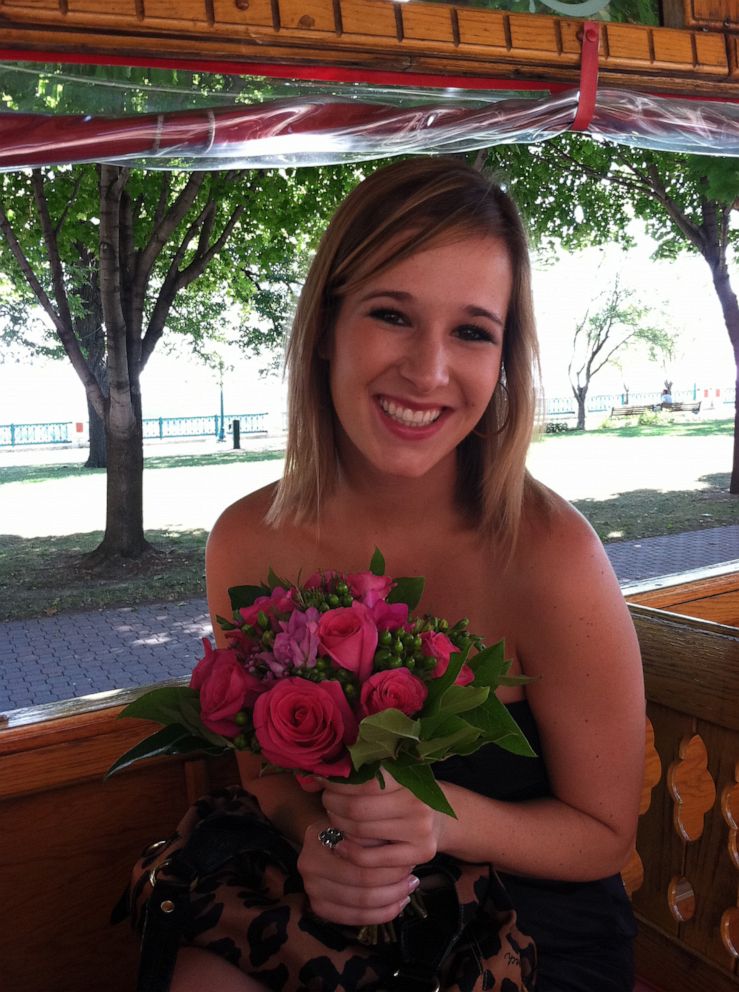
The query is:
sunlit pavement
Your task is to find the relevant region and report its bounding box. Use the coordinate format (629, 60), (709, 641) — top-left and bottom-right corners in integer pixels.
(1, 524), (738, 714)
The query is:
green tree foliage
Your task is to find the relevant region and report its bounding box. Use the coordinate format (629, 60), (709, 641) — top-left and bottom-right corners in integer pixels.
(483, 137), (739, 491)
(0, 162), (362, 559)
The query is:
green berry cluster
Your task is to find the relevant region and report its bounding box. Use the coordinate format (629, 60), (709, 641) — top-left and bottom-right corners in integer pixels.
(300, 578), (354, 612)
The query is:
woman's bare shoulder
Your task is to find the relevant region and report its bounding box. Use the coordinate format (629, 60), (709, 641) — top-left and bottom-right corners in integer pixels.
(519, 480), (606, 577)
(210, 481), (278, 535)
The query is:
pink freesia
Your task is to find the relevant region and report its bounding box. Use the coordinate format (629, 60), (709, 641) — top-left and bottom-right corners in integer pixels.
(455, 664), (475, 686)
(347, 571), (393, 608)
(253, 677), (358, 777)
(238, 586), (295, 629)
(273, 607), (321, 670)
(191, 640), (266, 737)
(318, 601), (378, 682)
(420, 630), (457, 679)
(370, 599), (409, 632)
(359, 668), (428, 718)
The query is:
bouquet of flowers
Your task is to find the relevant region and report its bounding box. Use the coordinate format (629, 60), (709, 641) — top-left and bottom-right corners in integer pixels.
(108, 550), (534, 815)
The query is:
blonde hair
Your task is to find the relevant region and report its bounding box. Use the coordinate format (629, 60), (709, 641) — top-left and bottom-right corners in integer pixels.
(269, 157), (543, 553)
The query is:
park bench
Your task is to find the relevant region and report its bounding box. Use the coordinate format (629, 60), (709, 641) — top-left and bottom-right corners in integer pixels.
(2, 568), (739, 992)
(611, 404), (660, 418)
(611, 401), (702, 418)
(663, 401), (702, 414)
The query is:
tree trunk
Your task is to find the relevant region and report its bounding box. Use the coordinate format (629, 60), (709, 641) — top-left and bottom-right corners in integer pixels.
(85, 397), (107, 468)
(571, 384), (587, 431)
(93, 388), (150, 558)
(707, 262), (739, 493)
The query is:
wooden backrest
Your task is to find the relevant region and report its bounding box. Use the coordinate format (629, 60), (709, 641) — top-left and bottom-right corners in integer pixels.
(1, 595), (738, 992)
(624, 605), (739, 992)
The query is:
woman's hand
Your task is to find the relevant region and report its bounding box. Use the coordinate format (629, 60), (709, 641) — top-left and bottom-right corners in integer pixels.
(297, 816), (418, 926)
(320, 773), (442, 869)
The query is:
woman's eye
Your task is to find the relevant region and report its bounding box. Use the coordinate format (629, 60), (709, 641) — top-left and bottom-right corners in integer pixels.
(455, 324), (495, 343)
(369, 308), (408, 326)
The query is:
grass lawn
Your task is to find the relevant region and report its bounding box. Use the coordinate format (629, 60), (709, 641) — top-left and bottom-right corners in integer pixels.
(0, 420), (736, 622)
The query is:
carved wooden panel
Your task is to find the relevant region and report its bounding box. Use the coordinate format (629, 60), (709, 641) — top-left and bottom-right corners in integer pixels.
(669, 874), (697, 921)
(723, 763), (739, 871)
(623, 717), (662, 897)
(669, 734), (717, 843)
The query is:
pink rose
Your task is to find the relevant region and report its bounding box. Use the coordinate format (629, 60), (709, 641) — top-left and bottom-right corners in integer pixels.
(370, 599), (409, 632)
(420, 630), (456, 679)
(347, 571), (393, 608)
(359, 668), (428, 718)
(238, 586), (295, 629)
(318, 601), (378, 682)
(191, 640), (265, 737)
(253, 677), (358, 777)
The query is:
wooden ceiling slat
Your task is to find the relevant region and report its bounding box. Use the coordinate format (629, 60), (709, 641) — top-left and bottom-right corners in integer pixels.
(1, 0), (738, 97)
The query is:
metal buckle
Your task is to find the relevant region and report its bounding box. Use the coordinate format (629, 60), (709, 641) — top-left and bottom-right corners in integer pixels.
(148, 858), (173, 888)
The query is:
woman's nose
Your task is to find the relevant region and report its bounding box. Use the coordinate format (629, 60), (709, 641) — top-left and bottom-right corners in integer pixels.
(399, 332), (450, 392)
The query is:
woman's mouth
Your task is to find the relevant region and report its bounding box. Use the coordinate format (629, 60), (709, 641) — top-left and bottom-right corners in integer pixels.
(377, 396), (443, 427)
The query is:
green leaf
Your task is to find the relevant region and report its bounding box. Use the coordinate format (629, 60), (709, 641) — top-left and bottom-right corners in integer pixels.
(105, 724), (226, 778)
(369, 548), (385, 576)
(469, 640), (509, 685)
(267, 565), (290, 589)
(215, 614), (238, 632)
(437, 684), (490, 716)
(348, 709), (421, 770)
(228, 584), (269, 612)
(384, 758), (457, 818)
(424, 651), (465, 712)
(118, 685), (200, 727)
(387, 576), (424, 610)
(416, 724), (483, 761)
(118, 685), (228, 748)
(463, 696), (538, 758)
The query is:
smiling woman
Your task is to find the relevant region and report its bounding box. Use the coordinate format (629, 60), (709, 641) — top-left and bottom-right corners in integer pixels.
(175, 156), (647, 992)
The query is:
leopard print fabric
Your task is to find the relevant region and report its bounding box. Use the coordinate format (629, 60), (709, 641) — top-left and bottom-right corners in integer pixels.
(129, 787), (536, 992)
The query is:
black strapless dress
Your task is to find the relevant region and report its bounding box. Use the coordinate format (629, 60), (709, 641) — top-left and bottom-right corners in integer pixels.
(434, 699), (637, 992)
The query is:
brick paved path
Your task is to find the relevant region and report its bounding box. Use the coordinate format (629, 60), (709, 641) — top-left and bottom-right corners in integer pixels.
(1, 524), (738, 713)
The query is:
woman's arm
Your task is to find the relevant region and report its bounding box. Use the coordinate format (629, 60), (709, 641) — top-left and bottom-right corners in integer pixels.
(322, 507), (645, 883)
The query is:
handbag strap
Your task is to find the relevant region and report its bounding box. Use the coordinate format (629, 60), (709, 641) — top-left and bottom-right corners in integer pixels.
(136, 810), (298, 992)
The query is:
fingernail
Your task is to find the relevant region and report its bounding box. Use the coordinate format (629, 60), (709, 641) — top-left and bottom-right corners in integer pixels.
(408, 875), (420, 894)
(400, 896), (411, 910)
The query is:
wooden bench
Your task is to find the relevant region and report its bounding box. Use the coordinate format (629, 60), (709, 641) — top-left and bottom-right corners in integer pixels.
(2, 572), (738, 992)
(663, 401), (702, 414)
(611, 404), (659, 418)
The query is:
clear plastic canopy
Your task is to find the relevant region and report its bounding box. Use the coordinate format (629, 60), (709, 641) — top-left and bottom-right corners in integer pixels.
(2, 59), (739, 171)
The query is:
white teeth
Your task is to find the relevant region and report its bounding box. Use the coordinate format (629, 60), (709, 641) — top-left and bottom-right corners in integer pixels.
(379, 397), (442, 427)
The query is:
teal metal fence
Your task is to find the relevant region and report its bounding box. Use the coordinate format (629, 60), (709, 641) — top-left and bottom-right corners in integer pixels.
(0, 421), (71, 447)
(142, 412), (267, 440)
(0, 413), (268, 448)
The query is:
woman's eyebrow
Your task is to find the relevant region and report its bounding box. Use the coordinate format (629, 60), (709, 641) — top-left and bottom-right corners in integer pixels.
(358, 291), (504, 328)
(357, 289), (411, 303)
(465, 305), (505, 328)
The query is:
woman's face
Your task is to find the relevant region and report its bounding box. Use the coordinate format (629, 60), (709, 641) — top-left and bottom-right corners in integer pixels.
(328, 234), (512, 485)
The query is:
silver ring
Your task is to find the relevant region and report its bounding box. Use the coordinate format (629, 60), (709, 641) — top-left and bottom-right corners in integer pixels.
(318, 827), (344, 850)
